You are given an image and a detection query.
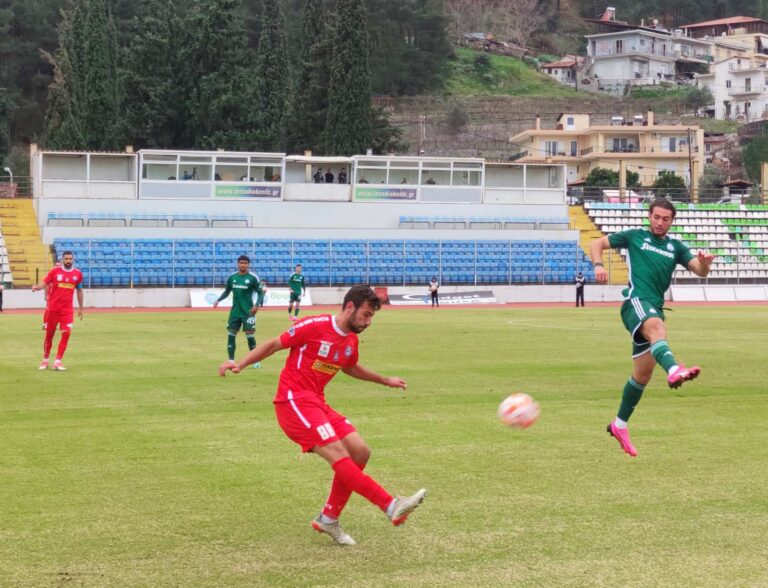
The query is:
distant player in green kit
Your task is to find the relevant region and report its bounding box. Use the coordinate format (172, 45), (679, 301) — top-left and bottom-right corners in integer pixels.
(591, 199), (715, 457)
(288, 263), (306, 321)
(214, 255), (265, 368)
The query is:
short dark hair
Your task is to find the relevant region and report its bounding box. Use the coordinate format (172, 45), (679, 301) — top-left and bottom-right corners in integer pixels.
(649, 199), (676, 218)
(342, 285), (381, 312)
(62, 250), (73, 257)
(296, 263), (302, 268)
(238, 255), (250, 263)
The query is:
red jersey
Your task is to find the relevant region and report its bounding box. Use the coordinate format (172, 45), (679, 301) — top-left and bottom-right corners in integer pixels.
(275, 314), (359, 403)
(44, 266), (83, 313)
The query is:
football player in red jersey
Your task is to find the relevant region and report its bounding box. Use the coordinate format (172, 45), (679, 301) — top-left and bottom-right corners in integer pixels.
(219, 285), (426, 545)
(32, 252), (84, 371)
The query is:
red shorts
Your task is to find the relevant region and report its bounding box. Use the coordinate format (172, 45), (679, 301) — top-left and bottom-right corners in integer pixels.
(46, 310), (74, 331)
(274, 393), (357, 453)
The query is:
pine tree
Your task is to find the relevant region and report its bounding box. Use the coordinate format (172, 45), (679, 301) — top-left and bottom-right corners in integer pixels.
(123, 0), (186, 148)
(43, 2), (86, 150)
(285, 0), (332, 154)
(0, 88), (12, 165)
(325, 0), (372, 155)
(43, 0), (124, 150)
(183, 0), (258, 150)
(254, 0), (290, 151)
(82, 0), (123, 149)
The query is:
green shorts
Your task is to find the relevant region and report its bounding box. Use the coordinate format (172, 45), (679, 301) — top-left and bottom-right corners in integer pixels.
(289, 292), (302, 303)
(620, 297), (666, 357)
(228, 315), (256, 333)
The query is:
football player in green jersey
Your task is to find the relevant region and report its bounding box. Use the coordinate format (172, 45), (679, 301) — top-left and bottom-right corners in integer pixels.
(214, 255), (264, 368)
(287, 263), (306, 321)
(591, 199), (715, 457)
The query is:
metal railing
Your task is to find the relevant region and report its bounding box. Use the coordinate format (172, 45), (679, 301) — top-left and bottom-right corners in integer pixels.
(0, 177), (33, 198)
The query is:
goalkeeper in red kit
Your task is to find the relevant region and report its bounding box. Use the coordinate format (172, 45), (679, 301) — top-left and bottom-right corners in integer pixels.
(219, 285), (426, 545)
(32, 251), (84, 371)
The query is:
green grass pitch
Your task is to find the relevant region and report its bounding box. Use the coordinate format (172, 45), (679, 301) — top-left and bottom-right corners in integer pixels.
(1, 305), (767, 587)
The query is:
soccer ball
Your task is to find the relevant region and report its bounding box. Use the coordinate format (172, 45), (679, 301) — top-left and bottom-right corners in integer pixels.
(497, 393), (540, 429)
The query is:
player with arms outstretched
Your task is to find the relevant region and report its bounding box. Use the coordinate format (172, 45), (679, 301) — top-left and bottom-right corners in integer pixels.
(220, 285), (426, 545)
(32, 251), (84, 371)
(591, 199), (715, 457)
(213, 255), (264, 368)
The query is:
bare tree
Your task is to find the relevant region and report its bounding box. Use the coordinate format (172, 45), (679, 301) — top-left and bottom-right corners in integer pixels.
(444, 0), (501, 42)
(494, 0), (546, 47)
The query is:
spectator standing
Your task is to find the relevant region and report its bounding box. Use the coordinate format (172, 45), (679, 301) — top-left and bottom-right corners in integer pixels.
(325, 169), (335, 184)
(428, 277), (439, 307)
(338, 169), (348, 184)
(575, 272), (585, 307)
(313, 168), (324, 183)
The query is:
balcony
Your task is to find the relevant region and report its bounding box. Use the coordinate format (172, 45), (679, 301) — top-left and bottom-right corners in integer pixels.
(581, 144), (699, 156)
(728, 86), (762, 96)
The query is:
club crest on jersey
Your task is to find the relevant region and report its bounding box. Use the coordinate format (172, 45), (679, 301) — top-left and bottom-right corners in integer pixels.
(345, 346), (353, 357)
(318, 341), (332, 358)
(667, 243), (674, 251)
(288, 327), (296, 337)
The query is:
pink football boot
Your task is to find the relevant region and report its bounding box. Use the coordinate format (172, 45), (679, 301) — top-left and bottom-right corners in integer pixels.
(607, 422), (638, 457)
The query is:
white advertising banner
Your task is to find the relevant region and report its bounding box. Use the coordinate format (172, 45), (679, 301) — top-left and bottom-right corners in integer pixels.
(388, 290), (499, 306)
(190, 288), (313, 308)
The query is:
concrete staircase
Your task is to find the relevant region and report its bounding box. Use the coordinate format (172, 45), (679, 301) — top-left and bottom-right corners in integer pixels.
(0, 199), (52, 287)
(568, 205), (628, 286)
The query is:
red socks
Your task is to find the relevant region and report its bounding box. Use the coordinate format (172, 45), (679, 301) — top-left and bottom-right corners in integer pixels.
(43, 322), (57, 358)
(56, 330), (71, 360)
(330, 457), (392, 513)
(323, 460), (366, 519)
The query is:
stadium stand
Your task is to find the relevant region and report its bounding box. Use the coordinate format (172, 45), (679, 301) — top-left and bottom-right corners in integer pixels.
(585, 202), (768, 281)
(53, 238), (596, 288)
(0, 223), (12, 287)
(399, 215), (570, 230)
(47, 212), (250, 228)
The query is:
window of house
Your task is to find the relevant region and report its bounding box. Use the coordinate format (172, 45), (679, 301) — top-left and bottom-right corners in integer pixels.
(544, 141), (561, 156)
(616, 40), (623, 53)
(567, 116), (575, 126)
(726, 80), (732, 88)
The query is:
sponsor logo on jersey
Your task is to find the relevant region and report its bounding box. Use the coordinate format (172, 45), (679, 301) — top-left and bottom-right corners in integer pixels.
(333, 351), (340, 362)
(57, 274), (63, 281)
(318, 341), (332, 358)
(640, 242), (675, 259)
(58, 282), (76, 289)
(311, 359), (341, 375)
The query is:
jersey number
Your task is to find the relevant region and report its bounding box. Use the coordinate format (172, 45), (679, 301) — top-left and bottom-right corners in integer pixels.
(316, 423), (336, 440)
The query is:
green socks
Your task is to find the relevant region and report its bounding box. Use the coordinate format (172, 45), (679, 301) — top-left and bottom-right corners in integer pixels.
(617, 377), (646, 422)
(246, 335), (256, 351)
(227, 333), (236, 361)
(651, 340), (678, 374)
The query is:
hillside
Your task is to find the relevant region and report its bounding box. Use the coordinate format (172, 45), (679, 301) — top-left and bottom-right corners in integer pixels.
(444, 48), (579, 98)
(386, 48), (709, 160)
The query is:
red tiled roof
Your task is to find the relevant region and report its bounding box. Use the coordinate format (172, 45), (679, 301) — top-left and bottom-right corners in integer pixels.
(682, 16), (764, 29)
(542, 59), (577, 69)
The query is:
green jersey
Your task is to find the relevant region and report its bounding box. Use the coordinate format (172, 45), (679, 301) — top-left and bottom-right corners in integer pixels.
(288, 273), (305, 295)
(218, 272), (262, 317)
(608, 228), (694, 308)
